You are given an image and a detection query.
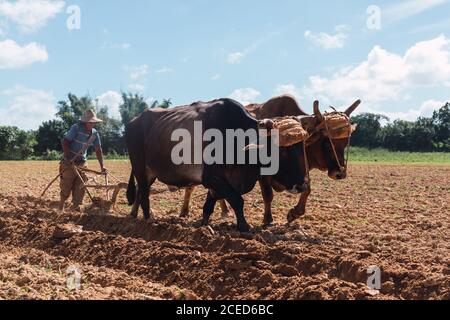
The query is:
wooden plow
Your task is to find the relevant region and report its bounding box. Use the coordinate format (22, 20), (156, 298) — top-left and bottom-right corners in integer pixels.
(41, 164), (128, 213)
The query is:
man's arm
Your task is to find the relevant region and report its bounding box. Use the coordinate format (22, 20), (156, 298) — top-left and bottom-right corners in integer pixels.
(62, 139), (72, 161)
(95, 145), (106, 172)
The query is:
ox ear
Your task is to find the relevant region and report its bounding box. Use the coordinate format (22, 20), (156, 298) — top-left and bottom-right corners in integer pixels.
(295, 116), (316, 133)
(345, 100), (362, 117)
(351, 124), (358, 133)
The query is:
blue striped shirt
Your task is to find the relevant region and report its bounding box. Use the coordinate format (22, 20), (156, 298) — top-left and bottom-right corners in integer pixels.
(64, 123), (101, 162)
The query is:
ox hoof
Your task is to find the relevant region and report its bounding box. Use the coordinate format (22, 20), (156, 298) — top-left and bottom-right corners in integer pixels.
(263, 214), (274, 226)
(143, 210), (155, 221)
(180, 210), (190, 218)
(237, 223), (251, 233)
(263, 220), (273, 227)
(287, 209), (304, 223)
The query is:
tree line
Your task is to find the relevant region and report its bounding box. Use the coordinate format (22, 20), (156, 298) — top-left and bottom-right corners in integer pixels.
(0, 95), (449, 160)
(0, 93), (172, 160)
(350, 103), (450, 152)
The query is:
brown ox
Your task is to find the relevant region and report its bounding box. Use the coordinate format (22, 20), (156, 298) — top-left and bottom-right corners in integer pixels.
(125, 98), (316, 232)
(180, 95), (361, 224)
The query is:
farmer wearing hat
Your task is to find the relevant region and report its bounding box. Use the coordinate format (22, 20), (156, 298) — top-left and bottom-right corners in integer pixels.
(59, 109), (107, 211)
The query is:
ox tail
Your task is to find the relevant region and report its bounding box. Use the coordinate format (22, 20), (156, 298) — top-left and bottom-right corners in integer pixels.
(127, 171), (136, 206)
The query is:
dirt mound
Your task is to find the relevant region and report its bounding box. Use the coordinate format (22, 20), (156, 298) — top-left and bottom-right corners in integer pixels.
(0, 161), (449, 300)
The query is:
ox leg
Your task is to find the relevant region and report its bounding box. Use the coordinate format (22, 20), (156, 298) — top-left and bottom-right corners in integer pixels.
(259, 179), (274, 226)
(139, 177), (156, 220)
(180, 187), (194, 218)
(215, 184), (248, 232)
(203, 175), (249, 233)
(226, 192), (248, 233)
(201, 192), (217, 226)
(287, 185), (312, 223)
(130, 191), (141, 218)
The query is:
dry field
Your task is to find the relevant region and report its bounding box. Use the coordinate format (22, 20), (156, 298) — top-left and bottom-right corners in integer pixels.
(0, 161), (448, 300)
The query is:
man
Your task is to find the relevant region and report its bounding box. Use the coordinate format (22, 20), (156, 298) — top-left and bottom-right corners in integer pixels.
(59, 109), (107, 211)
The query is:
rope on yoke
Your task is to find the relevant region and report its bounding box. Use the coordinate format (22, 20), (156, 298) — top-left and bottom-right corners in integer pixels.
(322, 112), (353, 174)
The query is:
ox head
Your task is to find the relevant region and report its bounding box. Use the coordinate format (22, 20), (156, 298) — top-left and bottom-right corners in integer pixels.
(256, 116), (317, 194)
(311, 100), (361, 180)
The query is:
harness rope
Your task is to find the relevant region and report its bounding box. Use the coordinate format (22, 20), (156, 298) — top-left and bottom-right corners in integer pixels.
(303, 140), (310, 184)
(322, 113), (353, 174)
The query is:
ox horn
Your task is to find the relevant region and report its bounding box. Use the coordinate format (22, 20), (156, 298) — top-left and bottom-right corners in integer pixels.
(313, 100), (324, 122)
(345, 100), (362, 117)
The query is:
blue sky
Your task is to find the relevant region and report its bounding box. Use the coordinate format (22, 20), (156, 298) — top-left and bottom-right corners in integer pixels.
(1, 0), (450, 129)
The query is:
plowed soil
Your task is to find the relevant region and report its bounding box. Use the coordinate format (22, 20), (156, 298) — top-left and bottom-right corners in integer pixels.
(0, 161), (448, 300)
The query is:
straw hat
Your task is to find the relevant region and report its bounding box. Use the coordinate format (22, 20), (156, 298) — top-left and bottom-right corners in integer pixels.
(80, 109), (103, 123)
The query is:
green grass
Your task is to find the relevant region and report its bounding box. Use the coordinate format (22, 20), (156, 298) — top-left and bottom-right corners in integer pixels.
(2, 147), (449, 165)
(349, 147), (450, 164)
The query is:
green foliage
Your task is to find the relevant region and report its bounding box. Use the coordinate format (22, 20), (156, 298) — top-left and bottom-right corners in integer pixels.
(118, 93), (173, 127)
(432, 103), (450, 151)
(350, 147), (450, 164)
(157, 99), (172, 109)
(351, 113), (388, 148)
(0, 126), (36, 160)
(94, 106), (125, 155)
(0, 93), (447, 161)
(119, 93), (149, 127)
(351, 103), (450, 152)
(34, 120), (67, 155)
(41, 150), (64, 161)
(56, 93), (93, 127)
(54, 93), (127, 155)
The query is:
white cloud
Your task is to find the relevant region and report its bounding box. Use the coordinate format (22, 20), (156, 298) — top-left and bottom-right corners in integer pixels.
(0, 0), (65, 34)
(0, 39), (48, 69)
(128, 83), (145, 92)
(155, 67), (174, 74)
(211, 73), (221, 81)
(125, 64), (149, 80)
(365, 98), (448, 121)
(384, 0), (449, 24)
(0, 85), (56, 130)
(273, 84), (302, 100)
(303, 35), (450, 108)
(304, 25), (350, 50)
(229, 88), (261, 105)
(96, 90), (123, 120)
(228, 52), (245, 64)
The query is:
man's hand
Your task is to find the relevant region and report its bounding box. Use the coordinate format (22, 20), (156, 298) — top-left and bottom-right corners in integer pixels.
(95, 146), (106, 174)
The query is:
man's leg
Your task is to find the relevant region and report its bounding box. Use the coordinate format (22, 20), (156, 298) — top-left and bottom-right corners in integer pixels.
(72, 164), (88, 210)
(59, 161), (76, 211)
